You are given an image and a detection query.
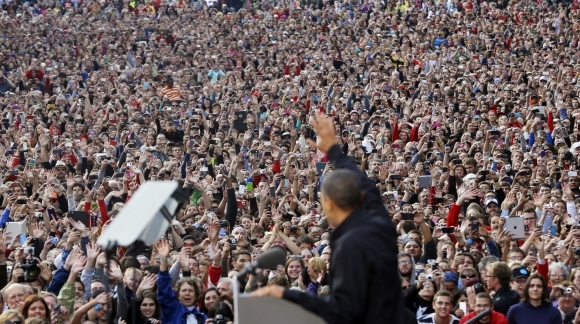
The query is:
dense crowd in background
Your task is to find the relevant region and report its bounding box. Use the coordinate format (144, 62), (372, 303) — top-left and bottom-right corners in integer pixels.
(2, 0), (580, 322)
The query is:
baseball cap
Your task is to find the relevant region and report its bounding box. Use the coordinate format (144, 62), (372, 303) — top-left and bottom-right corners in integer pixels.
(484, 199), (499, 207)
(511, 266), (530, 279)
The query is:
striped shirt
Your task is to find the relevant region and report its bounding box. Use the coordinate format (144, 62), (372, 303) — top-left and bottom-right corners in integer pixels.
(417, 313), (460, 324)
(159, 85), (183, 101)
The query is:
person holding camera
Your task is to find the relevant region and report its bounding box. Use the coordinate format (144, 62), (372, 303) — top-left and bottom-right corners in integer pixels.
(404, 272), (437, 318)
(551, 281), (578, 324)
(460, 292), (507, 324)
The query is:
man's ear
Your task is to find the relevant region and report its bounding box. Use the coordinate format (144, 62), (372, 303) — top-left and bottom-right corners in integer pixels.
(320, 193), (334, 213)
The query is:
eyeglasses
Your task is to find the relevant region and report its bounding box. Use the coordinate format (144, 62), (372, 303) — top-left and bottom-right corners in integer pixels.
(550, 273), (565, 278)
(509, 256), (524, 261)
(398, 260), (412, 265)
(461, 274), (477, 279)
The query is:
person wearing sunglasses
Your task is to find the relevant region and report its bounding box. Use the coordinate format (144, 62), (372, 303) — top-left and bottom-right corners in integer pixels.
(0, 310), (24, 324)
(460, 268), (480, 289)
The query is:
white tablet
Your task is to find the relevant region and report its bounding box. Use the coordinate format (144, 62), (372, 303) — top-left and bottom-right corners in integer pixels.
(504, 217), (526, 239)
(5, 221), (26, 242)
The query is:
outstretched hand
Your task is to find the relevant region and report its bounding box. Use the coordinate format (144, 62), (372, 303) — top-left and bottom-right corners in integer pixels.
(306, 112), (338, 153)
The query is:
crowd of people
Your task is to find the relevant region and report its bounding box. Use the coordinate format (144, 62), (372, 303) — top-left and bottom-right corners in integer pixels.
(2, 0), (580, 322)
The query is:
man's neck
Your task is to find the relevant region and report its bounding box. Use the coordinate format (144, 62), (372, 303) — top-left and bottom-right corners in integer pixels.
(435, 314), (450, 324)
(328, 208), (355, 227)
(478, 316), (491, 324)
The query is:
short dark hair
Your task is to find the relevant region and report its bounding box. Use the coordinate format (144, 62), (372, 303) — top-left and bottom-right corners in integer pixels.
(143, 265), (160, 274)
(182, 235), (196, 243)
(75, 277), (85, 291)
(120, 256), (139, 269)
(522, 207), (536, 215)
(234, 250), (251, 261)
(296, 235), (314, 247)
(321, 169), (361, 209)
(474, 292), (493, 307)
(72, 182), (85, 191)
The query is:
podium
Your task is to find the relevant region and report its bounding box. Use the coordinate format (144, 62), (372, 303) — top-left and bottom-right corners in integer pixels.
(233, 280), (327, 324)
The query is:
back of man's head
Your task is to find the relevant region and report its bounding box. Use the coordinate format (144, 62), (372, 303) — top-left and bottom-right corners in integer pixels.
(321, 169), (361, 210)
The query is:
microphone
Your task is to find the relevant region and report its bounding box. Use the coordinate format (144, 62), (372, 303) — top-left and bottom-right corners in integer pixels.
(237, 246), (286, 279)
(464, 309), (491, 324)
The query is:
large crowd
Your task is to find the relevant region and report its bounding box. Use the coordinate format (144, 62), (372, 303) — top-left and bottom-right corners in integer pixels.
(1, 0), (580, 323)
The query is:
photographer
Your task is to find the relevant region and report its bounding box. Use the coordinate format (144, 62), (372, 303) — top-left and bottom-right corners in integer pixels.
(404, 273), (437, 318)
(550, 281), (578, 324)
(206, 300), (234, 324)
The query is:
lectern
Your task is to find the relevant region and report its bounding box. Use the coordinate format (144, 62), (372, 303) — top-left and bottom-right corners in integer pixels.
(233, 280), (327, 324)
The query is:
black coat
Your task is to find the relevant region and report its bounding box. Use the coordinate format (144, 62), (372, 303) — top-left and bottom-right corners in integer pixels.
(283, 144), (412, 324)
(493, 285), (521, 316)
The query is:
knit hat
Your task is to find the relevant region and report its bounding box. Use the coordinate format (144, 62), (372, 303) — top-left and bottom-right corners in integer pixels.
(444, 271), (459, 284)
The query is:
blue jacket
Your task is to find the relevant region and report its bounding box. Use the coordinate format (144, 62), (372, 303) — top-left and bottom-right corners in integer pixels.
(0, 208), (12, 228)
(434, 36), (448, 47)
(47, 267), (70, 295)
(506, 301), (562, 324)
(157, 270), (207, 324)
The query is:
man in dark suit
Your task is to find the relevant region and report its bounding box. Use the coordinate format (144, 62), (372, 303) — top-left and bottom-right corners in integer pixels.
(252, 112), (416, 324)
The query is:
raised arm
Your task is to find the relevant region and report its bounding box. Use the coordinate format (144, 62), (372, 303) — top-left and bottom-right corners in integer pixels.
(306, 112), (384, 214)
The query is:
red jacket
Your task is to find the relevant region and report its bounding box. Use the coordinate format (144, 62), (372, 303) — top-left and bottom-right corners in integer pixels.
(536, 259), (549, 283)
(459, 310), (508, 324)
(208, 265), (222, 287)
